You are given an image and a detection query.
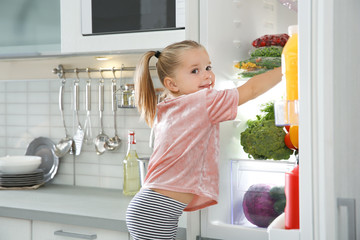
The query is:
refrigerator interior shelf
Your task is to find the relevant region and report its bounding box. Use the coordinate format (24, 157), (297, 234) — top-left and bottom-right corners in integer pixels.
(230, 159), (295, 229)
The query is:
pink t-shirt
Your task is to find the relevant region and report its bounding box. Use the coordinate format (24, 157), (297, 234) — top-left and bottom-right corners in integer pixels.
(143, 88), (239, 211)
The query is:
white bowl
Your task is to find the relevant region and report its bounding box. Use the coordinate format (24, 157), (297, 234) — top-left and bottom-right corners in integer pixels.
(0, 155), (42, 174)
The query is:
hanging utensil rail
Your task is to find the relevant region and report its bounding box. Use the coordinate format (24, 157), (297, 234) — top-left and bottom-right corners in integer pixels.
(52, 64), (156, 79)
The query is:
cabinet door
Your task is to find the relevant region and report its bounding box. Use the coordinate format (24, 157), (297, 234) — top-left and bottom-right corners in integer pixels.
(0, 217), (31, 240)
(33, 221), (129, 240)
(0, 0), (61, 57)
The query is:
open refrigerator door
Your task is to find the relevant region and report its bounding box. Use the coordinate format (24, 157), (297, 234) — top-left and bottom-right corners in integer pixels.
(197, 0), (298, 239)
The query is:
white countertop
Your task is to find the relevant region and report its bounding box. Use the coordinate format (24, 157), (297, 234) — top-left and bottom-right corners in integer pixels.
(0, 184), (187, 239)
(0, 184), (131, 231)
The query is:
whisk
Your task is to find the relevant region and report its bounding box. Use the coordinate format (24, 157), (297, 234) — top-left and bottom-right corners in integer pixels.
(83, 69), (93, 145)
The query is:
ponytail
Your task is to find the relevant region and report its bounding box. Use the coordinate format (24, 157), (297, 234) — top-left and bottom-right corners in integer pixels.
(134, 51), (157, 127)
(135, 40), (204, 127)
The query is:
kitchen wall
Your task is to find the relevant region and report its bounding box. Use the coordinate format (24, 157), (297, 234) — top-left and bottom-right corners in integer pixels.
(0, 56), (157, 190)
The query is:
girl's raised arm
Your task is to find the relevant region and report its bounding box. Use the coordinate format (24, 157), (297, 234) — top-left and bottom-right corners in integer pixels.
(236, 67), (282, 106)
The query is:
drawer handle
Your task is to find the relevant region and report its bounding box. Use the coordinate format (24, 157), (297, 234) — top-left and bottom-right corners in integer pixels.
(337, 198), (356, 240)
(54, 230), (97, 239)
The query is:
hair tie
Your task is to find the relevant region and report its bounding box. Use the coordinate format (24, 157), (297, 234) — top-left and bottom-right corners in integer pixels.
(154, 51), (161, 58)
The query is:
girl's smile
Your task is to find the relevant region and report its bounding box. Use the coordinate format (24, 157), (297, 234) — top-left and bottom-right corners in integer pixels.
(199, 79), (213, 90)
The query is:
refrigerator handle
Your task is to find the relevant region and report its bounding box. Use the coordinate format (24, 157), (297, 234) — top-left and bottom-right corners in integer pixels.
(337, 198), (356, 240)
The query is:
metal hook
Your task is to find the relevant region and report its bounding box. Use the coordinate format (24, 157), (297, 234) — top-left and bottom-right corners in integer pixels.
(86, 68), (92, 83)
(74, 68), (80, 83)
(112, 67), (117, 78)
(112, 67), (117, 83)
(99, 68), (105, 83)
(120, 64), (124, 89)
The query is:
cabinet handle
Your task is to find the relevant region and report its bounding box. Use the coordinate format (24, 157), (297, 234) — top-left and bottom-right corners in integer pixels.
(337, 198), (356, 240)
(54, 230), (97, 239)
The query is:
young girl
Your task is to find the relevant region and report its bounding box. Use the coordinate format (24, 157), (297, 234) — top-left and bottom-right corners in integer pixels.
(126, 40), (282, 239)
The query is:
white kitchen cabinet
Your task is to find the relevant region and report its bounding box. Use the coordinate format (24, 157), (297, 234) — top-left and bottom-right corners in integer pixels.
(0, 217), (32, 240)
(0, 0), (61, 58)
(32, 221), (129, 240)
(60, 0), (199, 54)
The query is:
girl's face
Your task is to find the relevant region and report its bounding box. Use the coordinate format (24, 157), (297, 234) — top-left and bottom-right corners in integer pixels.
(167, 48), (215, 96)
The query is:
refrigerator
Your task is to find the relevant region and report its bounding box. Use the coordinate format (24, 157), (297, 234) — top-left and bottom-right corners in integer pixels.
(186, 0), (360, 240)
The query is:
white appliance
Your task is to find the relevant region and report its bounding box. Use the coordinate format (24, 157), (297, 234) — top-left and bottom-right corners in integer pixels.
(185, 0), (360, 240)
(81, 0), (185, 35)
(61, 0), (196, 53)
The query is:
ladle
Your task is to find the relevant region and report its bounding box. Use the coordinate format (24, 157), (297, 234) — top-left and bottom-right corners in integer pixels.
(54, 79), (73, 157)
(105, 68), (122, 151)
(94, 71), (109, 155)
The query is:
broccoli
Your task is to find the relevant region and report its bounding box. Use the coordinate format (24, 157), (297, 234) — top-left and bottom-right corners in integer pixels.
(269, 186), (286, 201)
(240, 102), (293, 160)
(273, 198), (286, 214)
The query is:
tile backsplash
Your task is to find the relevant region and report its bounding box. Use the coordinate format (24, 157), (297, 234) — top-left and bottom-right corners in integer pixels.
(0, 77), (153, 189)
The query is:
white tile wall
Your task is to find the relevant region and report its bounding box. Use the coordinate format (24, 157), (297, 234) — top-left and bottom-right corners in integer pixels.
(0, 77), (153, 190)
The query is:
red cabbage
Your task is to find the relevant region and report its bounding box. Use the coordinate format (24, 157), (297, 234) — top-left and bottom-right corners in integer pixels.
(242, 183), (280, 227)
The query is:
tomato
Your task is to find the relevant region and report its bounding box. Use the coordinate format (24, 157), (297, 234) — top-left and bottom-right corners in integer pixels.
(284, 133), (296, 150)
(284, 125), (290, 133)
(289, 125), (299, 149)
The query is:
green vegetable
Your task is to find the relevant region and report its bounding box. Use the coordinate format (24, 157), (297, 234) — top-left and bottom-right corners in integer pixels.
(269, 186), (286, 214)
(259, 101), (275, 121)
(273, 199), (286, 214)
(240, 102), (293, 160)
(269, 186), (285, 201)
(250, 46), (283, 57)
(238, 57), (281, 70)
(239, 69), (269, 78)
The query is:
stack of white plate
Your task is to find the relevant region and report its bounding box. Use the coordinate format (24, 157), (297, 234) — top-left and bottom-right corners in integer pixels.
(0, 169), (44, 187)
(0, 137), (60, 188)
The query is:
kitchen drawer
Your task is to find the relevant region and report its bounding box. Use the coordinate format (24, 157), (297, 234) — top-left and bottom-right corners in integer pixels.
(33, 221), (129, 240)
(0, 216), (31, 240)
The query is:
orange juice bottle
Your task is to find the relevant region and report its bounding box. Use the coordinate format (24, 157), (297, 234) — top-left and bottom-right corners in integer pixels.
(282, 25), (298, 124)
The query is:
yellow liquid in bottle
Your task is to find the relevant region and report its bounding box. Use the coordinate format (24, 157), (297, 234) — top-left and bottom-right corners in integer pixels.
(282, 28), (298, 124)
(123, 150), (141, 196)
(283, 32), (298, 101)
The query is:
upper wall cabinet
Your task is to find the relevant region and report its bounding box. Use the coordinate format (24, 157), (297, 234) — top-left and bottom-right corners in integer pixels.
(61, 0), (199, 54)
(0, 0), (61, 58)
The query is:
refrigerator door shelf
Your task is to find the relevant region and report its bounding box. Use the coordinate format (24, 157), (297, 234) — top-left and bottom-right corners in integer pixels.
(268, 228), (300, 240)
(267, 213), (300, 240)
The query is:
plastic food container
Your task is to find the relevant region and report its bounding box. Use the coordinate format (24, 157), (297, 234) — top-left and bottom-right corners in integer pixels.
(0, 155), (42, 174)
(230, 159), (295, 228)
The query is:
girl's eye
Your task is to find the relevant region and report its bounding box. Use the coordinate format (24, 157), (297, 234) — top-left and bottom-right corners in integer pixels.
(206, 66), (212, 71)
(191, 69), (199, 74)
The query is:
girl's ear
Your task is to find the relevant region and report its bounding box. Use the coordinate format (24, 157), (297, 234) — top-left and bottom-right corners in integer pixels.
(164, 77), (179, 93)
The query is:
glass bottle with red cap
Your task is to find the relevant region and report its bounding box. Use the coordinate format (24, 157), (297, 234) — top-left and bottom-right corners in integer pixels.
(123, 130), (141, 196)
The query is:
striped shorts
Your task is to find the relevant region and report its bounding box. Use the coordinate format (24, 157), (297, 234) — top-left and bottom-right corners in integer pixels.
(126, 188), (187, 240)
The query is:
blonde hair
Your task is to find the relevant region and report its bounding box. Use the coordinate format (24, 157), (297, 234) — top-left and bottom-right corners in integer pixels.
(134, 40), (204, 127)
